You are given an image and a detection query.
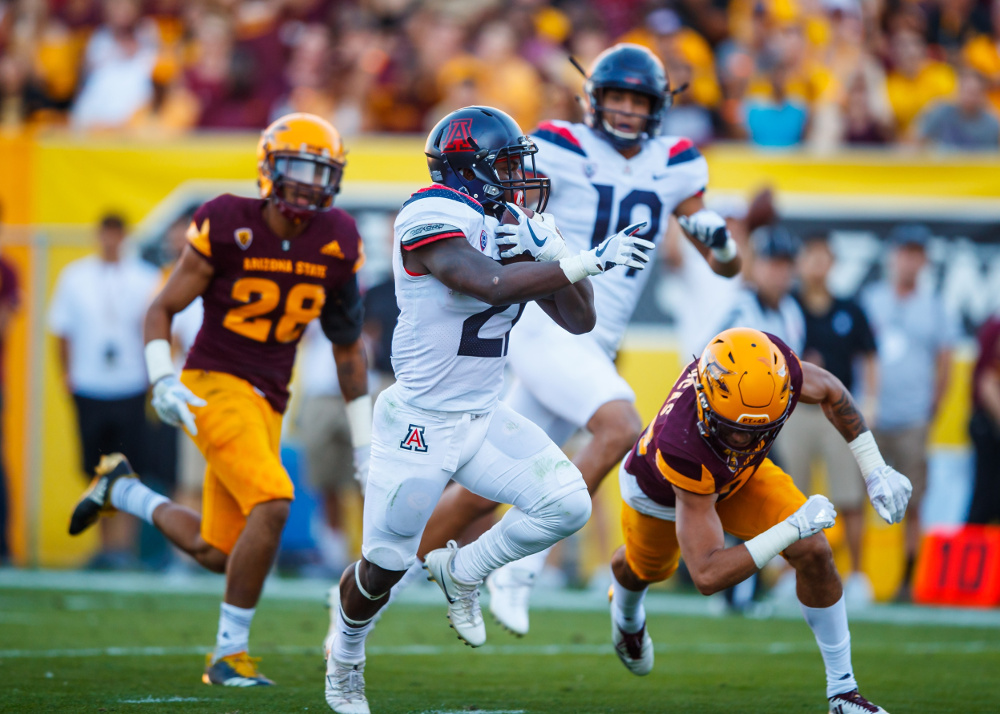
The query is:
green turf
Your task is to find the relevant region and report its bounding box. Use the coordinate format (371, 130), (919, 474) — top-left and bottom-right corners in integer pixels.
(0, 587), (996, 713)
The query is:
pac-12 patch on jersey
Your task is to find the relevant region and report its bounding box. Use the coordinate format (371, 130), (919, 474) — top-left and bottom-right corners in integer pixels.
(400, 424), (428, 452)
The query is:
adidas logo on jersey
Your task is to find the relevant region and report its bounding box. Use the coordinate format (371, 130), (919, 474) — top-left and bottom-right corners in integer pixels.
(400, 424), (428, 452)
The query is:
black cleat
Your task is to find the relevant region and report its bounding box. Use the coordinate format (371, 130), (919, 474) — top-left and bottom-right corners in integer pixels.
(68, 453), (136, 536)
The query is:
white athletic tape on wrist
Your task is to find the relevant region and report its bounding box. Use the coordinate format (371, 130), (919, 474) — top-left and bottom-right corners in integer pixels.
(144, 339), (175, 385)
(712, 236), (738, 262)
(355, 560), (387, 601)
(848, 431), (885, 478)
(345, 395), (373, 449)
(744, 520), (799, 569)
(559, 253), (593, 283)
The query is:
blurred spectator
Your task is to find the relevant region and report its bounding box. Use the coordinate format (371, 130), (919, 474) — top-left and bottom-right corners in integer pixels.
(924, 0), (990, 54)
(961, 0), (1000, 116)
(0, 202), (19, 563)
(885, 27), (957, 137)
(917, 67), (1000, 149)
(745, 65), (809, 147)
(717, 224), (805, 352)
(861, 224), (957, 601)
(47, 213), (160, 569)
(71, 0), (160, 130)
(968, 314), (1000, 525)
(783, 233), (879, 606)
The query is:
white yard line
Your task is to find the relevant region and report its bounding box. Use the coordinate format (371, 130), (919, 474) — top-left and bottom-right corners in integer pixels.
(3, 567), (1000, 629)
(2, 640), (998, 660)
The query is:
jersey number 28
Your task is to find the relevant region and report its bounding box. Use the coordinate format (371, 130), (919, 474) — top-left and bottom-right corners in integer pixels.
(223, 277), (325, 343)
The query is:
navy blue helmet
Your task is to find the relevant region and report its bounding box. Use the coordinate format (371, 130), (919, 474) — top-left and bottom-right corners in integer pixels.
(584, 44), (673, 150)
(425, 106), (550, 217)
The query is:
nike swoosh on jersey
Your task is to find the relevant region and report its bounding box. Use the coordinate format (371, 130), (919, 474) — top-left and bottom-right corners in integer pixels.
(526, 220), (546, 247)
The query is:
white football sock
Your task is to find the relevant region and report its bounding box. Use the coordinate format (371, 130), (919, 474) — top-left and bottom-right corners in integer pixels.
(800, 594), (858, 698)
(214, 602), (255, 660)
(331, 607), (374, 665)
(109, 478), (168, 525)
(452, 489), (591, 584)
(611, 569), (647, 634)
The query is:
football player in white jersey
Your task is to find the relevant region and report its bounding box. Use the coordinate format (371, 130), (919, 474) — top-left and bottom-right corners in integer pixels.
(414, 44), (743, 636)
(324, 106), (654, 714)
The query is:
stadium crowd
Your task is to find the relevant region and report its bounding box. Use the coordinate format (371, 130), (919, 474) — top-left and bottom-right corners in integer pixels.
(2, 0), (1000, 148)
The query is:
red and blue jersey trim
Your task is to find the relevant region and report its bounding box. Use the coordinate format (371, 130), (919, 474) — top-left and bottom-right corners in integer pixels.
(401, 229), (465, 252)
(532, 121), (587, 157)
(402, 185), (484, 216)
(667, 138), (701, 166)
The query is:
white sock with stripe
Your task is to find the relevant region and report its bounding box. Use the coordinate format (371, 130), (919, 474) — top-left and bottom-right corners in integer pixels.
(800, 595), (858, 698)
(611, 569), (647, 634)
(214, 602), (255, 660)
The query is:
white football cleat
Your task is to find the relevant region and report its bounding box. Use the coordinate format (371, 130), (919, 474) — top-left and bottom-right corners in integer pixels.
(828, 690), (888, 713)
(423, 540), (486, 647)
(486, 566), (532, 637)
(611, 610), (654, 676)
(325, 656), (369, 714)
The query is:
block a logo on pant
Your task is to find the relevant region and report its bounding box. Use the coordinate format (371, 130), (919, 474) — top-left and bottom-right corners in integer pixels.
(400, 424), (428, 452)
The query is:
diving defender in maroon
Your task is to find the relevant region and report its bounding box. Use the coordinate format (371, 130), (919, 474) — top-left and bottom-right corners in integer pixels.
(610, 328), (911, 714)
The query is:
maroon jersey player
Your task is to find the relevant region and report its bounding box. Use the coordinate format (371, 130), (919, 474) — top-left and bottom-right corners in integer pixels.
(69, 114), (372, 688)
(609, 328), (912, 714)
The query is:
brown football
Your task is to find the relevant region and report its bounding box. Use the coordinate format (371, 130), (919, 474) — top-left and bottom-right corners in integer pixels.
(498, 205), (536, 265)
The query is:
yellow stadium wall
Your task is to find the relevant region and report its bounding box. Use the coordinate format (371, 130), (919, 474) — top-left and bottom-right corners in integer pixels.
(0, 133), (990, 598)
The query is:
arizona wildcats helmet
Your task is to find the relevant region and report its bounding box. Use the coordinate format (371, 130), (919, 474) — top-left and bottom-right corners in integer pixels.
(425, 106), (550, 217)
(585, 44), (671, 149)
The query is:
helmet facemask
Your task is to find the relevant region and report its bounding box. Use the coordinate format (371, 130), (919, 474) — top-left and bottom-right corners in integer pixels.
(588, 87), (670, 150)
(264, 151), (344, 222)
(695, 384), (790, 473)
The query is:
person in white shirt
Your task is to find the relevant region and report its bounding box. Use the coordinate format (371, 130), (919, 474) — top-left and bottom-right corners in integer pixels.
(48, 213), (160, 567)
(70, 0), (160, 130)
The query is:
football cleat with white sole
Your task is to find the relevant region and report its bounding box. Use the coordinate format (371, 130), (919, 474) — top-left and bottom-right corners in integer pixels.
(611, 612), (654, 676)
(202, 652), (274, 686)
(325, 657), (369, 714)
(423, 540), (486, 647)
(68, 453), (136, 536)
(486, 567), (532, 637)
(828, 690), (888, 713)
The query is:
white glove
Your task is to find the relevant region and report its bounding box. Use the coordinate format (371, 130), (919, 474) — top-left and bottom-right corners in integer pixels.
(353, 445), (370, 496)
(495, 207), (571, 262)
(151, 376), (206, 435)
(677, 209), (730, 250)
(865, 465), (912, 525)
(559, 221), (653, 282)
(785, 494), (837, 539)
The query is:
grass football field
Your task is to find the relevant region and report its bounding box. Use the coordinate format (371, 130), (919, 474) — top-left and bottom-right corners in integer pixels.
(0, 576), (997, 713)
